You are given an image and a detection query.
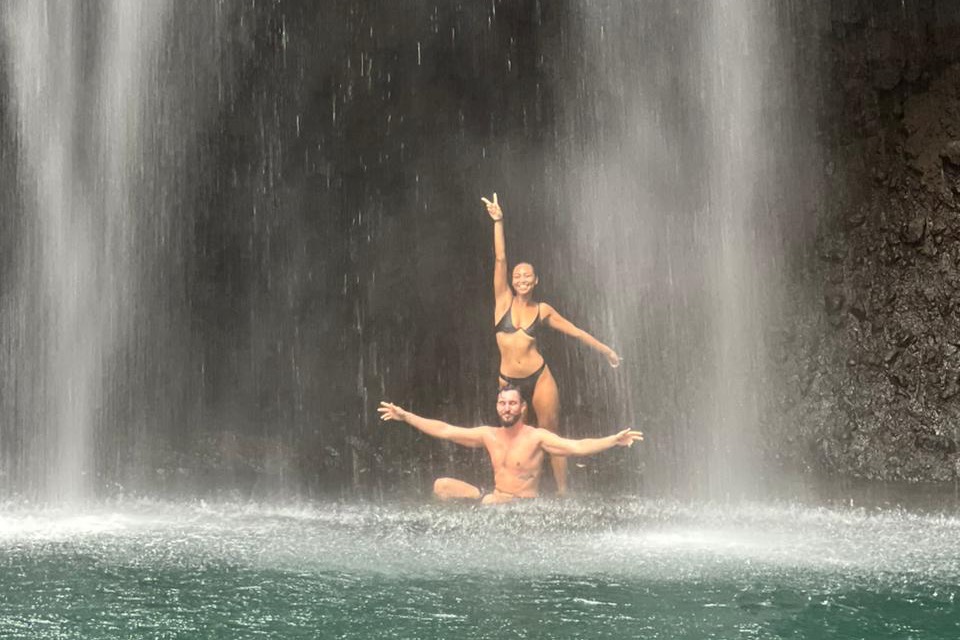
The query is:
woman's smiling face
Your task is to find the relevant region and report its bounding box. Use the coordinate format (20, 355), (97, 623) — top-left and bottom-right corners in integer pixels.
(511, 263), (537, 295)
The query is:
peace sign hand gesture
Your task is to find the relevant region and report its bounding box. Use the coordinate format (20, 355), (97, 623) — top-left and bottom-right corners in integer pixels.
(481, 193), (503, 222)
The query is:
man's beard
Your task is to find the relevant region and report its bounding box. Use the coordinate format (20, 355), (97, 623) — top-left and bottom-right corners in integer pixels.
(499, 413), (520, 427)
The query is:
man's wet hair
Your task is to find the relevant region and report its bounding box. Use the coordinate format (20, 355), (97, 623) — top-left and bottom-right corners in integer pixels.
(497, 384), (526, 403)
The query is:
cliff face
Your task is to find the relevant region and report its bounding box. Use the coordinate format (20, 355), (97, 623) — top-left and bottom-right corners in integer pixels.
(772, 5), (960, 482)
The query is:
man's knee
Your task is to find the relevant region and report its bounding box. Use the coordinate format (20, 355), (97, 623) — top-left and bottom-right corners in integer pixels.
(433, 477), (452, 497)
(433, 477), (480, 501)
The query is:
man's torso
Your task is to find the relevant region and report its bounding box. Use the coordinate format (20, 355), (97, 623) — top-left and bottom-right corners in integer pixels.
(483, 424), (545, 497)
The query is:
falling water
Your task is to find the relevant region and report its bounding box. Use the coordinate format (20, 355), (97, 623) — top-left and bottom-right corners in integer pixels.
(558, 1), (816, 497)
(2, 2), (171, 500)
(702, 1), (767, 494)
(0, 1), (820, 501)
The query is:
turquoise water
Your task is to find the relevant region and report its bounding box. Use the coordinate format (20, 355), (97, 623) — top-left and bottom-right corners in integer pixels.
(1, 499), (958, 639)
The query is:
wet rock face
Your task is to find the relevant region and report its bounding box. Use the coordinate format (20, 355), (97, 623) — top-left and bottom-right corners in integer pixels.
(771, 4), (960, 483)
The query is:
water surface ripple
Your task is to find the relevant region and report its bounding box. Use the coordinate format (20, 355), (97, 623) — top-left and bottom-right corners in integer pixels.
(0, 498), (957, 638)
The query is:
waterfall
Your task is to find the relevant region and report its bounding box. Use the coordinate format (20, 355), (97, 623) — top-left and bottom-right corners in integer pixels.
(702, 1), (767, 494)
(558, 1), (815, 497)
(0, 1), (819, 500)
(2, 1), (171, 500)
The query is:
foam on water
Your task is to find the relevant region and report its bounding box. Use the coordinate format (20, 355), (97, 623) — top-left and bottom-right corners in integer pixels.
(1, 498), (958, 581)
(3, 498), (958, 639)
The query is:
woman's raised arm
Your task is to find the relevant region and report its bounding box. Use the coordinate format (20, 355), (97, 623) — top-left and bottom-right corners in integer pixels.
(481, 193), (512, 316)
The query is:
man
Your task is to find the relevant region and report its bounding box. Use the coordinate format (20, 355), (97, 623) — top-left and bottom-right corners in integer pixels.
(378, 385), (643, 504)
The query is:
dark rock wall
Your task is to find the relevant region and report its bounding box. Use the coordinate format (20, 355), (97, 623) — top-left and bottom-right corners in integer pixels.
(134, 1), (569, 499)
(772, 2), (960, 482)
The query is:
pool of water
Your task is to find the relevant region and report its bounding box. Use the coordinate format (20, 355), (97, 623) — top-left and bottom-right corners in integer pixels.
(1, 497), (958, 638)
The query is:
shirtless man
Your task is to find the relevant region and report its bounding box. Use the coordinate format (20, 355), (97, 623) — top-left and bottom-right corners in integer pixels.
(377, 385), (643, 504)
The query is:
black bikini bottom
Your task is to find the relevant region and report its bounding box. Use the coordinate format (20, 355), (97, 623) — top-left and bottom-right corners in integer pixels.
(499, 362), (547, 404)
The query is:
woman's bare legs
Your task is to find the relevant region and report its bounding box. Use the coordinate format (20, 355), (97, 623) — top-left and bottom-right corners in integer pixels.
(530, 367), (567, 495)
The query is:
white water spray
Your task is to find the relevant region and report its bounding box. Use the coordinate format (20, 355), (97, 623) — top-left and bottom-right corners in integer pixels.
(3, 1), (170, 500)
(702, 1), (767, 494)
(561, 2), (811, 496)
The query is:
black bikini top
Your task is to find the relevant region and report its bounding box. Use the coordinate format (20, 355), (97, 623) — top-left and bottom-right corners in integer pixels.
(495, 302), (543, 339)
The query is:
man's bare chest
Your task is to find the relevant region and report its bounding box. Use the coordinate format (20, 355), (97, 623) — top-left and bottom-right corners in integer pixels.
(486, 432), (543, 471)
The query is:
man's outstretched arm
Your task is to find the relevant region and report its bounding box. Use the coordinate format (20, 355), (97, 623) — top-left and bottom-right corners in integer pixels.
(539, 428), (643, 457)
(378, 402), (487, 448)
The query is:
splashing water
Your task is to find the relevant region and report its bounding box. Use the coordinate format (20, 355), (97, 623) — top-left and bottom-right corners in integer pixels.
(1, 498), (959, 638)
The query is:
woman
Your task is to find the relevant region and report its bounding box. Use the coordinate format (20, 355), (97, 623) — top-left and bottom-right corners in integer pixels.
(481, 193), (620, 495)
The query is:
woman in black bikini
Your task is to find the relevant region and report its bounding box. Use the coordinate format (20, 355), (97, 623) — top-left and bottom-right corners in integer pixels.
(481, 193), (620, 495)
